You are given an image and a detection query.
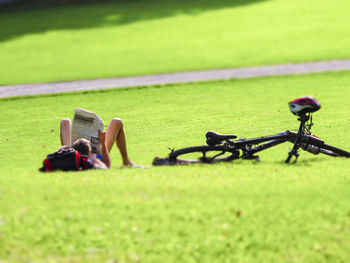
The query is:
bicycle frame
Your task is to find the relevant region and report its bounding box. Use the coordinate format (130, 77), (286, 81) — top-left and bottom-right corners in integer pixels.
(154, 109), (350, 166)
(213, 114), (327, 163)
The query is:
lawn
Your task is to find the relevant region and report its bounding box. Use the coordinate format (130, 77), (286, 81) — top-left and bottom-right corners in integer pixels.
(0, 71), (350, 262)
(1, 0), (350, 84)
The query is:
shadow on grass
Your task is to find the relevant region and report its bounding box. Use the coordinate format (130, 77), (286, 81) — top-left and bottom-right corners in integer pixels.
(0, 0), (267, 42)
(279, 157), (328, 167)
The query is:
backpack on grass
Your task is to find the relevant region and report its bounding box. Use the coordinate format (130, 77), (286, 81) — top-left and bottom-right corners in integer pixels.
(39, 147), (93, 172)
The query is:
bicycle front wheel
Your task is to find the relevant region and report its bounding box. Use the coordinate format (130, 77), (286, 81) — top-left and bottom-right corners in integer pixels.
(319, 143), (350, 157)
(169, 145), (240, 163)
(303, 143), (350, 157)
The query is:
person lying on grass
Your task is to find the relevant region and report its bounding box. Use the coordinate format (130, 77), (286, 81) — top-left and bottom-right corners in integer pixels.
(58, 130), (111, 169)
(60, 118), (137, 168)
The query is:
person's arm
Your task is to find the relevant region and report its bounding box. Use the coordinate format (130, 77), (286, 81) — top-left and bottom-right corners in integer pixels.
(98, 130), (111, 168)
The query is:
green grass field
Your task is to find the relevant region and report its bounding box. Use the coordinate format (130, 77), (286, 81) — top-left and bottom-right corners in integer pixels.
(1, 71), (350, 262)
(1, 0), (350, 84)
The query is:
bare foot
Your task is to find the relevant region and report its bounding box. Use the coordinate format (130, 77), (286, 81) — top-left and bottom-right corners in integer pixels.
(123, 160), (139, 167)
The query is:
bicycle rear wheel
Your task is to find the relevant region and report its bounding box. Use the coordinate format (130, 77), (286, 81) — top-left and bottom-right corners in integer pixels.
(169, 145), (240, 163)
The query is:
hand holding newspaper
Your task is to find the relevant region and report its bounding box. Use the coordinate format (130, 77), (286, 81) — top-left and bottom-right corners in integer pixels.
(71, 108), (105, 154)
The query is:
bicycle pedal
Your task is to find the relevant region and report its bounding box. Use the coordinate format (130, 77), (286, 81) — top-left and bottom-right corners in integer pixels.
(243, 155), (260, 161)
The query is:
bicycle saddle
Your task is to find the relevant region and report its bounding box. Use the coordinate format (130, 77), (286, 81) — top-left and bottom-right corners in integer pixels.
(206, 131), (237, 146)
(289, 96), (321, 116)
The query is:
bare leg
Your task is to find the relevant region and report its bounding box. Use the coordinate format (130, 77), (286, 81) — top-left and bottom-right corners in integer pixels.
(60, 119), (72, 146)
(105, 118), (134, 166)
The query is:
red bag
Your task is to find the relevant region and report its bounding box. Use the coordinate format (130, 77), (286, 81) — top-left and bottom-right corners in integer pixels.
(40, 147), (93, 172)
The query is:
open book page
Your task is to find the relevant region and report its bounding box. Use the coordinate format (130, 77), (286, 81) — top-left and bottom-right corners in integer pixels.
(71, 108), (105, 154)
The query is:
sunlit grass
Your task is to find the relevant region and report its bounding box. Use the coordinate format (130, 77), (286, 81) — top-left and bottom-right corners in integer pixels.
(0, 71), (350, 261)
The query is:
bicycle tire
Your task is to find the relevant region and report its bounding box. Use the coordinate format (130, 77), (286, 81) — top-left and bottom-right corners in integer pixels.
(169, 145), (240, 163)
(303, 142), (350, 157)
(319, 143), (350, 157)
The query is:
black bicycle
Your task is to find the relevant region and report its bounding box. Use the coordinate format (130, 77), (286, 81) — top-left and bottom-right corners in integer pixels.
(153, 97), (350, 165)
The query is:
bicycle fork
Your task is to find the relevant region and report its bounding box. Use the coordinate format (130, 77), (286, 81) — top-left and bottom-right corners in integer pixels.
(285, 115), (309, 163)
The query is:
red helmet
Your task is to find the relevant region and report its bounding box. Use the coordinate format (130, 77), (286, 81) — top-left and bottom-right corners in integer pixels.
(289, 96), (321, 116)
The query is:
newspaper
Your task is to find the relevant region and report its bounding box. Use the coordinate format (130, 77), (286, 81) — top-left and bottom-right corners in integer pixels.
(71, 108), (105, 154)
